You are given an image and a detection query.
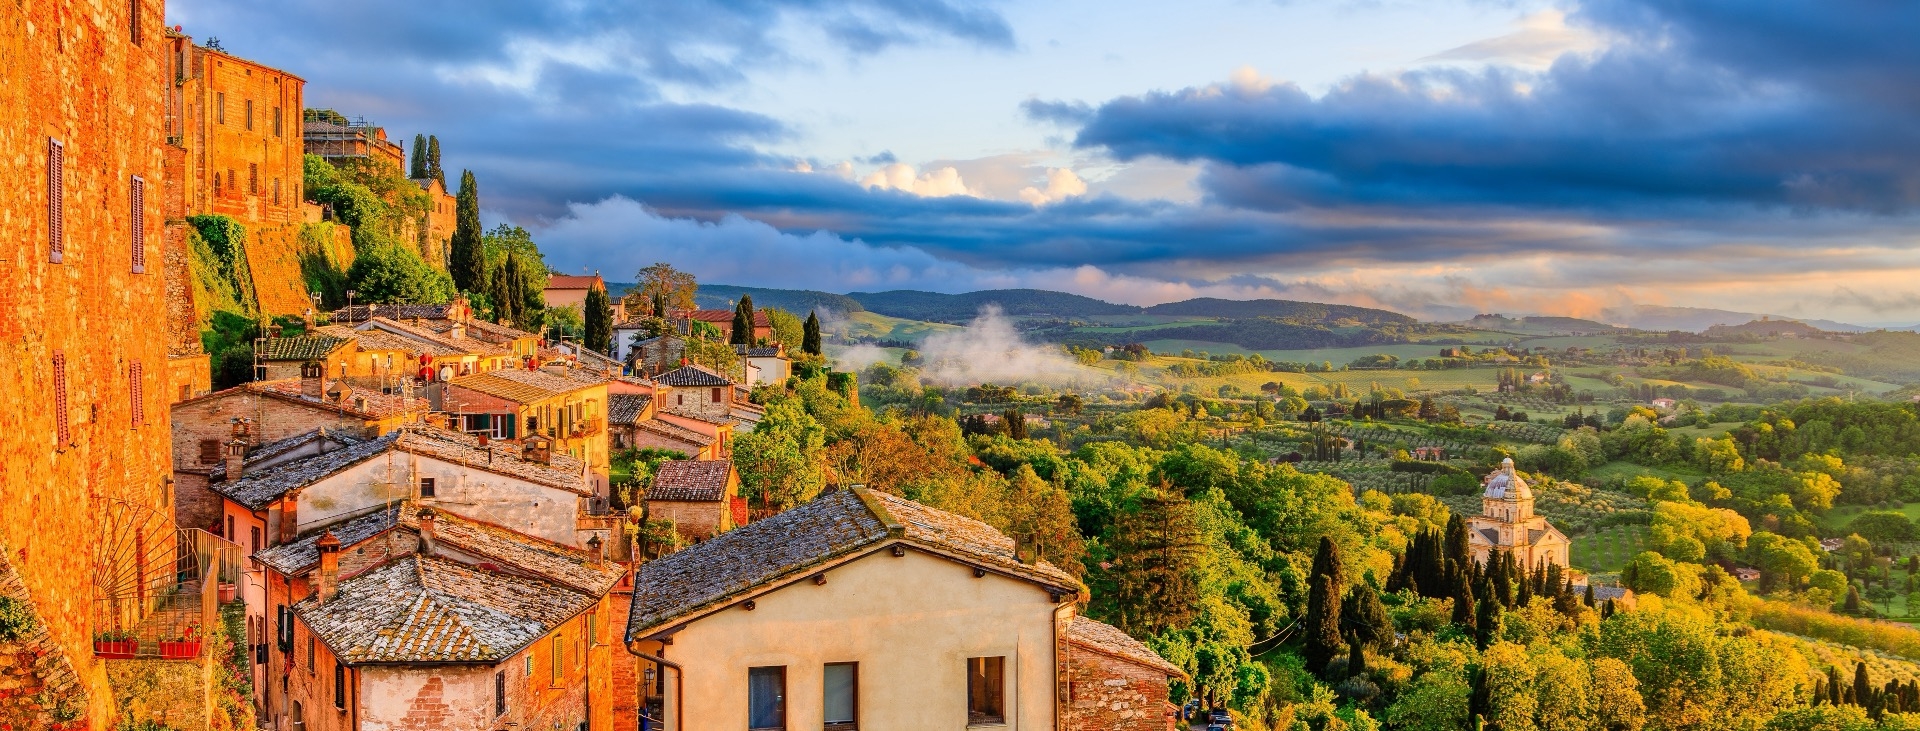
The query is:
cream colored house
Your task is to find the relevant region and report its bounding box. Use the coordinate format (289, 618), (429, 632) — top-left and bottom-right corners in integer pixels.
(626, 487), (1171, 731)
(1467, 458), (1570, 570)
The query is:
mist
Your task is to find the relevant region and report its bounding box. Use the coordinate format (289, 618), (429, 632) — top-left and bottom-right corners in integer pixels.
(913, 307), (1085, 386)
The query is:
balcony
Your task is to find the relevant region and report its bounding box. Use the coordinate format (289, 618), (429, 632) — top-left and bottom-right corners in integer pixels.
(91, 500), (243, 661)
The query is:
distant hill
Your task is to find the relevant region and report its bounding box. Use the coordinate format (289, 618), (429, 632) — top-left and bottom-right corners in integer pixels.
(847, 289), (1139, 322)
(695, 285), (864, 316)
(1462, 314), (1625, 334)
(1703, 319), (1829, 338)
(1143, 297), (1415, 324)
(1601, 305), (1869, 333)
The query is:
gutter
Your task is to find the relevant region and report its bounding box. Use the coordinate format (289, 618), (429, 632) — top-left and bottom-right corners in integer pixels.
(624, 639), (683, 731)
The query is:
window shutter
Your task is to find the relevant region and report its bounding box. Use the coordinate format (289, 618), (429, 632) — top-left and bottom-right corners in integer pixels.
(494, 671), (506, 716)
(52, 351), (70, 446)
(48, 139), (64, 263)
(129, 361), (144, 428)
(130, 176), (146, 273)
(334, 662), (346, 708)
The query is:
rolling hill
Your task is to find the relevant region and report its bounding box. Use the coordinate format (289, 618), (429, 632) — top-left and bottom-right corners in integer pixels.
(1142, 297), (1415, 324)
(846, 289), (1140, 322)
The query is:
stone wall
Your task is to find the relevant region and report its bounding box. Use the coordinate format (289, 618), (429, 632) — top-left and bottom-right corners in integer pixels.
(1064, 644), (1176, 731)
(646, 500), (728, 542)
(0, 546), (88, 731)
(169, 391), (375, 474)
(0, 2), (179, 728)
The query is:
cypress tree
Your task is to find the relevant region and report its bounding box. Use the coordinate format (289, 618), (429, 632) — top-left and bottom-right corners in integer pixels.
(1342, 584), (1389, 678)
(1304, 537), (1345, 674)
(411, 133), (427, 179)
(1846, 584), (1864, 615)
(1005, 409), (1028, 440)
(731, 295), (755, 345)
(1857, 661), (1872, 708)
(803, 311), (823, 356)
(1453, 580), (1476, 628)
(427, 135), (444, 185)
(450, 170), (485, 292)
(1474, 596), (1501, 650)
(1583, 582), (1595, 607)
(584, 285), (612, 352)
(489, 262), (516, 326)
(1491, 552), (1512, 608)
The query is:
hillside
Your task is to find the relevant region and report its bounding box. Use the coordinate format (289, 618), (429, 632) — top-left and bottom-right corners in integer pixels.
(1462, 314), (1625, 334)
(847, 288), (1140, 322)
(1704, 318), (1829, 338)
(1142, 297), (1415, 324)
(1603, 304), (1869, 333)
(693, 284), (865, 316)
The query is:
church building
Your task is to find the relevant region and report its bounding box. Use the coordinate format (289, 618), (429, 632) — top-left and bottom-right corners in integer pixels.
(1467, 458), (1570, 570)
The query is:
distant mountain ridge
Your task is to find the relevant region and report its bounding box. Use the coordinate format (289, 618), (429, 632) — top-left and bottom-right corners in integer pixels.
(1599, 305), (1872, 333)
(847, 289), (1141, 322)
(1143, 297), (1414, 324)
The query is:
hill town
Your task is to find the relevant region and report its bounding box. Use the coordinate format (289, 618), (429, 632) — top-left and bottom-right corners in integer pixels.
(10, 4), (1920, 731)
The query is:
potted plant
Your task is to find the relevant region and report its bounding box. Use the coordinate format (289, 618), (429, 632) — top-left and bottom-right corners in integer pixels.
(218, 582), (237, 604)
(93, 629), (136, 659)
(159, 624), (201, 660)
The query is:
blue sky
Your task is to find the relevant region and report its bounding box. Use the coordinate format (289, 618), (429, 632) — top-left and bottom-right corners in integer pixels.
(170, 0), (1920, 324)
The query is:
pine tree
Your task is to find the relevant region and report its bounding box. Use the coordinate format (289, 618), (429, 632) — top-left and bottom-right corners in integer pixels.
(585, 285), (613, 352)
(803, 311), (823, 356)
(1100, 492), (1205, 634)
(1304, 537), (1345, 674)
(731, 295), (755, 346)
(411, 133), (427, 179)
(427, 135), (444, 186)
(450, 170), (485, 292)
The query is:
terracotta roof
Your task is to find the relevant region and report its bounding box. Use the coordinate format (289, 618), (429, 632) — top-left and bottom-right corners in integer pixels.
(647, 460), (733, 502)
(417, 317), (538, 345)
(545, 275), (603, 290)
(250, 378), (426, 419)
(659, 407), (734, 427)
(331, 304), (452, 323)
(627, 488), (1082, 639)
(400, 508), (620, 594)
(213, 425), (589, 511)
(631, 419), (715, 449)
(656, 365), (732, 387)
(449, 367), (606, 404)
(737, 346), (784, 358)
(1067, 616), (1186, 678)
(681, 310), (770, 326)
(255, 509), (401, 575)
(312, 324), (444, 357)
(608, 394), (652, 426)
(211, 428), (365, 481)
(361, 318), (511, 357)
(259, 335), (350, 361)
(296, 555), (595, 664)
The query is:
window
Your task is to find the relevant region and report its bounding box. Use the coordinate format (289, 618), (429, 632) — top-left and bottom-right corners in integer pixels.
(130, 175), (146, 272)
(216, 92), (226, 124)
(273, 177), (281, 205)
(128, 361), (144, 427)
(307, 635), (314, 672)
(525, 655), (534, 678)
(824, 663), (858, 730)
(334, 662), (346, 709)
(966, 657), (1004, 726)
(713, 387), (722, 403)
(226, 169), (236, 194)
(748, 666), (786, 731)
(245, 99), (255, 130)
(249, 526), (260, 552)
(249, 163), (258, 195)
(212, 170), (222, 195)
(494, 670), (506, 717)
(551, 635), (563, 684)
(274, 106), (283, 137)
(128, 0), (140, 43)
(418, 477), (435, 498)
(199, 439), (222, 464)
(47, 139), (64, 263)
(226, 515), (234, 540)
(277, 605), (294, 651)
(52, 352), (70, 446)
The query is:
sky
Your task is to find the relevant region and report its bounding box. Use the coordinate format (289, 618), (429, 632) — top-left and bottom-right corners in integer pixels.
(169, 0), (1920, 325)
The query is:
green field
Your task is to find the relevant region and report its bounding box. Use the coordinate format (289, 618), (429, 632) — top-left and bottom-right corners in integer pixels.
(833, 311), (963, 343)
(1818, 503), (1920, 534)
(1572, 524), (1651, 572)
(1584, 460), (1701, 483)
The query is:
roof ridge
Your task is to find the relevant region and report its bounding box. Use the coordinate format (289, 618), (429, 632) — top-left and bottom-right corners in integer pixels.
(851, 487), (906, 539)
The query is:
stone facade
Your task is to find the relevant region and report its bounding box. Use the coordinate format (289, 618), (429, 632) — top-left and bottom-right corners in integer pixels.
(0, 3), (179, 727)
(1064, 644), (1177, 731)
(645, 500), (731, 543)
(656, 383), (731, 421)
(1467, 459), (1571, 571)
(411, 177), (456, 267)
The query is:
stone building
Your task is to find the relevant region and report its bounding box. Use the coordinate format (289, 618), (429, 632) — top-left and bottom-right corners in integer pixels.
(1063, 617), (1186, 731)
(0, 1), (179, 726)
(618, 331), (684, 375)
(1466, 458), (1570, 571)
(644, 460), (740, 542)
(411, 175), (456, 265)
(654, 364), (735, 421)
(302, 114), (405, 169)
(443, 364), (612, 488)
(625, 487), (1179, 731)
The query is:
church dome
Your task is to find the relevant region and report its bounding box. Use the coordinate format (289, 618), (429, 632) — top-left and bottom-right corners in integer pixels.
(1484, 458), (1532, 500)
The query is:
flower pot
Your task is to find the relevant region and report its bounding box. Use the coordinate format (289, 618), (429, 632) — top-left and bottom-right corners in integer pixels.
(219, 583), (237, 603)
(94, 640), (137, 659)
(159, 640), (201, 660)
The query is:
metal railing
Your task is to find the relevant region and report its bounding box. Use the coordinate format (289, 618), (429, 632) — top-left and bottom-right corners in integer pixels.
(92, 527), (243, 661)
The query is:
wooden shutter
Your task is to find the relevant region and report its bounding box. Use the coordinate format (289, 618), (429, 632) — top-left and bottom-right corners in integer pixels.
(52, 351), (70, 446)
(130, 176), (147, 273)
(47, 139), (64, 263)
(129, 361), (145, 428)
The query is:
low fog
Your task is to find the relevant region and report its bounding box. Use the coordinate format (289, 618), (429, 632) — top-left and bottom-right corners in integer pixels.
(911, 307), (1085, 385)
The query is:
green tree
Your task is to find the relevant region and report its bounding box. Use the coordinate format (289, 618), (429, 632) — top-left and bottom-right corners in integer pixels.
(731, 398), (827, 512)
(1341, 584), (1390, 676)
(426, 135), (444, 185)
(765, 308), (804, 348)
(410, 133), (427, 179)
(545, 304), (584, 341)
(803, 310), (824, 356)
(627, 262), (698, 316)
(1093, 491), (1204, 634)
(584, 285), (613, 352)
(731, 294), (756, 346)
(450, 170), (485, 292)
(1304, 536), (1345, 673)
(346, 243), (455, 304)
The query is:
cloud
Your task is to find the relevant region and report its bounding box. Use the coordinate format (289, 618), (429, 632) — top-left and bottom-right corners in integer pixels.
(1019, 168), (1088, 206)
(914, 307), (1085, 385)
(1424, 10), (1603, 66)
(859, 163), (975, 197)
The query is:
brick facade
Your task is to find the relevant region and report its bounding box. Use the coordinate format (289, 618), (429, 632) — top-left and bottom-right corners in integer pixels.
(645, 500), (731, 543)
(656, 383), (731, 421)
(0, 2), (178, 728)
(1064, 643), (1178, 731)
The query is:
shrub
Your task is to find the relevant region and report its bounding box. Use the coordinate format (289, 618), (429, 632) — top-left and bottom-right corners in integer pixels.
(0, 595), (33, 641)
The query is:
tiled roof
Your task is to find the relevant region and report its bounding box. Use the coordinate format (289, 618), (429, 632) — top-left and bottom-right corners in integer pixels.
(647, 460), (732, 502)
(681, 310), (770, 326)
(255, 509), (401, 575)
(315, 322), (460, 358)
(631, 419), (715, 448)
(214, 426), (589, 510)
(608, 394), (652, 426)
(331, 304), (453, 323)
(656, 365), (732, 387)
(738, 346), (784, 358)
(1067, 616), (1185, 678)
(400, 508), (620, 594)
(449, 367), (606, 404)
(210, 428), (364, 481)
(417, 317), (537, 346)
(250, 378), (426, 419)
(259, 335), (349, 361)
(545, 275), (603, 290)
(659, 407), (733, 427)
(296, 555), (594, 664)
(364, 318), (511, 357)
(627, 488), (1082, 638)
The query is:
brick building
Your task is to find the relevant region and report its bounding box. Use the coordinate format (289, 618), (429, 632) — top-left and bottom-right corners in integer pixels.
(1062, 617), (1186, 731)
(411, 176), (456, 266)
(0, 1), (179, 727)
(643, 459), (740, 542)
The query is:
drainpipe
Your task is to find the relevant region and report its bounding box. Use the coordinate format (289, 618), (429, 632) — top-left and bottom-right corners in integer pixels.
(624, 639), (683, 731)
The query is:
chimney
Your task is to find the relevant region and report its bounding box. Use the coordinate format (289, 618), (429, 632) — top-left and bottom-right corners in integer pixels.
(543, 363), (568, 376)
(1014, 532), (1039, 564)
(328, 381), (351, 405)
(279, 496), (299, 544)
(223, 420), (248, 480)
(586, 534), (604, 565)
(476, 433), (489, 448)
(416, 508), (437, 556)
(316, 531), (342, 604)
(300, 362), (324, 398)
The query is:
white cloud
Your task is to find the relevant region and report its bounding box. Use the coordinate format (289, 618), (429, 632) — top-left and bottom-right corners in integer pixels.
(858, 163), (974, 197)
(1018, 167), (1088, 205)
(1423, 10), (1604, 67)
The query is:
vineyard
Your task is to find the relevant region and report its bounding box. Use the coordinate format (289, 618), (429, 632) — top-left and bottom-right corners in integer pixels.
(1483, 421), (1566, 444)
(1569, 524), (1652, 572)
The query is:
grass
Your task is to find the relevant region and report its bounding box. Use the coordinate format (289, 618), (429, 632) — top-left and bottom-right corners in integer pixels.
(1818, 503), (1920, 534)
(1571, 524), (1651, 572)
(835, 311), (963, 343)
(1584, 460), (1700, 482)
